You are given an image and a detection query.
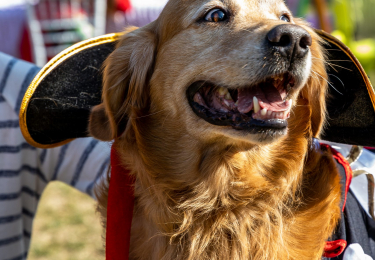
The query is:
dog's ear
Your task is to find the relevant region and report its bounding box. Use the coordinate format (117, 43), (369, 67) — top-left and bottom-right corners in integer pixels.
(301, 68), (328, 138)
(89, 26), (157, 140)
(303, 69), (327, 139)
(88, 103), (113, 141)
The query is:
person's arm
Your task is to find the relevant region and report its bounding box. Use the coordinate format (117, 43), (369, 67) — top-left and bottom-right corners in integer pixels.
(0, 52), (44, 260)
(0, 52), (110, 198)
(0, 52), (109, 260)
(37, 139), (110, 198)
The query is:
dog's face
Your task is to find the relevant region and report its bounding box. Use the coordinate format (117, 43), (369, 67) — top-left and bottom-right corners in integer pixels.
(90, 0), (327, 146)
(153, 0), (322, 145)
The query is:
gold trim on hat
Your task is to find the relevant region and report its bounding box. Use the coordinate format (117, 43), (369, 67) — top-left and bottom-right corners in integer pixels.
(19, 33), (122, 148)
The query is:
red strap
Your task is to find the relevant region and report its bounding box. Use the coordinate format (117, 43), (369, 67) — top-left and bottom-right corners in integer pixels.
(320, 143), (353, 258)
(320, 143), (352, 211)
(323, 239), (347, 258)
(106, 147), (135, 260)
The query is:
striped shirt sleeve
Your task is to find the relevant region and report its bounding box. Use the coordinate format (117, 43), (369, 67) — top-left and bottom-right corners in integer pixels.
(0, 52), (110, 260)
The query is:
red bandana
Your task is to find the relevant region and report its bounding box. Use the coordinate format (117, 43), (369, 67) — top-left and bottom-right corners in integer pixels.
(106, 144), (352, 259)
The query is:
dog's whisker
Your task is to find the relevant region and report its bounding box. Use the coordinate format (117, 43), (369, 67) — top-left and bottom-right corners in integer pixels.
(328, 73), (345, 89)
(162, 110), (173, 128)
(311, 56), (352, 72)
(326, 63), (352, 72)
(311, 70), (343, 95)
(309, 71), (320, 82)
(312, 56), (339, 73)
(326, 64), (339, 73)
(131, 109), (169, 119)
(325, 59), (353, 62)
(201, 63), (228, 74)
(239, 28), (253, 33)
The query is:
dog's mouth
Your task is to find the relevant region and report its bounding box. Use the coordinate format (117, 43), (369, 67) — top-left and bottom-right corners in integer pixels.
(187, 73), (296, 131)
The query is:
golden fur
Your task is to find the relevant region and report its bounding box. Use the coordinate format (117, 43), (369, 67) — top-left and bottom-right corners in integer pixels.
(90, 0), (342, 259)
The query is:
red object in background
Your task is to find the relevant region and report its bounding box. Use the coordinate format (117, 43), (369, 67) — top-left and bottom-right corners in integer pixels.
(20, 0), (132, 64)
(20, 24), (32, 63)
(34, 0), (86, 21)
(116, 0), (131, 12)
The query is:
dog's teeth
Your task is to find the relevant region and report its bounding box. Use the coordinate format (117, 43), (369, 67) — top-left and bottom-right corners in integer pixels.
(261, 108), (267, 116)
(283, 99), (293, 109)
(253, 96), (260, 113)
(223, 99), (230, 107)
(218, 86), (229, 96)
(235, 101), (238, 106)
(283, 111), (288, 119)
(225, 92), (232, 100)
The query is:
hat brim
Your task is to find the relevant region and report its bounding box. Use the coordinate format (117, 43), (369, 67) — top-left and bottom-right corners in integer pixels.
(20, 30), (375, 148)
(20, 33), (121, 148)
(316, 30), (375, 146)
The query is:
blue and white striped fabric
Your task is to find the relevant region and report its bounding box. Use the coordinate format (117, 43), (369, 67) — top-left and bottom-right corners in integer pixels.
(0, 52), (110, 260)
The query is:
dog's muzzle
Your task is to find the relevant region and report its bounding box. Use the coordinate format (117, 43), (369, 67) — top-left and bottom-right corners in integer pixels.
(186, 72), (296, 133)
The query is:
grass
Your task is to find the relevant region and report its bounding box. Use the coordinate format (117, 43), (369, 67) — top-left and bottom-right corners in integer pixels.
(28, 181), (105, 260)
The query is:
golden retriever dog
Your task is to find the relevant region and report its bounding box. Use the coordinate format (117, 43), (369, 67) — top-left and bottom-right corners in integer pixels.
(89, 0), (342, 259)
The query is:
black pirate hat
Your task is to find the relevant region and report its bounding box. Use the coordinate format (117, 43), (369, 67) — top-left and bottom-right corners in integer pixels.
(19, 30), (375, 148)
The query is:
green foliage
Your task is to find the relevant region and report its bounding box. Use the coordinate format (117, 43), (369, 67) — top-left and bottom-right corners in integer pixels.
(331, 0), (375, 80)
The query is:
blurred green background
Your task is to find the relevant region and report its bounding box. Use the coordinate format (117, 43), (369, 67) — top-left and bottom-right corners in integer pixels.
(291, 0), (375, 80)
(330, 0), (375, 80)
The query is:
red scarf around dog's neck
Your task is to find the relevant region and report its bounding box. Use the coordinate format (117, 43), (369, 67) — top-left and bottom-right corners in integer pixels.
(106, 144), (352, 259)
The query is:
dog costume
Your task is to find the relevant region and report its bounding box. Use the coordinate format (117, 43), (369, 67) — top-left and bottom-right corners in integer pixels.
(19, 30), (375, 259)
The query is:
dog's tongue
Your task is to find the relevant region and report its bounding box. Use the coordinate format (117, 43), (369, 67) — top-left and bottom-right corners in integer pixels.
(237, 84), (288, 113)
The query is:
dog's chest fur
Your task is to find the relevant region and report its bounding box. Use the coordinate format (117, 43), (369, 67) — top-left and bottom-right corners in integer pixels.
(110, 122), (342, 260)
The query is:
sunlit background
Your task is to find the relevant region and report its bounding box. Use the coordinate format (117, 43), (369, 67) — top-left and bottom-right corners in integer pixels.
(0, 0), (374, 259)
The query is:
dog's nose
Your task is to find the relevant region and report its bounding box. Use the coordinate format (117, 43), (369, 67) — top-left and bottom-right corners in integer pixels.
(267, 24), (312, 60)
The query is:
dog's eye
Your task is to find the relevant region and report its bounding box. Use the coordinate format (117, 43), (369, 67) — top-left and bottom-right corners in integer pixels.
(280, 14), (290, 22)
(205, 9), (227, 22)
